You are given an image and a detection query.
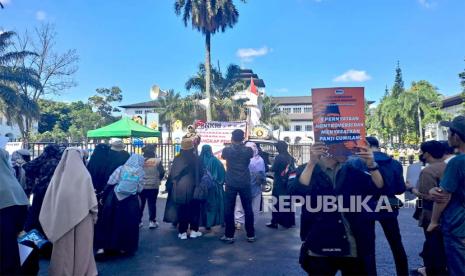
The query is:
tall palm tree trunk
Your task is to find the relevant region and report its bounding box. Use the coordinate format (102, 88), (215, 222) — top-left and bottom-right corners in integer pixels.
(205, 32), (212, 121)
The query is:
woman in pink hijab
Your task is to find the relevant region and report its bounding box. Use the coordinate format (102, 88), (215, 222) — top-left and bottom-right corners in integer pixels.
(39, 148), (98, 276)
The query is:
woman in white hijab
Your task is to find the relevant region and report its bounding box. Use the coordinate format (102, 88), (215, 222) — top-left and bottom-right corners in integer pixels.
(0, 148), (29, 275)
(39, 148), (98, 276)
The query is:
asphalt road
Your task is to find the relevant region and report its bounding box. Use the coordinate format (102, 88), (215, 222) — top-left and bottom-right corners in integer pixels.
(38, 197), (423, 276)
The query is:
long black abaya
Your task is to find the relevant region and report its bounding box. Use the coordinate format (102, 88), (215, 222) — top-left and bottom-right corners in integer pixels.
(271, 141), (296, 228)
(95, 191), (140, 254)
(93, 149), (130, 251)
(0, 205), (28, 275)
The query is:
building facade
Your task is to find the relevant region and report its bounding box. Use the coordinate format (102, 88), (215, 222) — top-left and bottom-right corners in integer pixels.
(426, 93), (464, 140)
(273, 96), (313, 143)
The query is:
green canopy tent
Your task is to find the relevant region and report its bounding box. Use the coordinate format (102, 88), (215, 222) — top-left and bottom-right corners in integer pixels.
(87, 117), (161, 138)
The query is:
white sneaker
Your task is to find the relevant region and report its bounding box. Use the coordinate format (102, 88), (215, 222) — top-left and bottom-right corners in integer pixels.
(190, 231), (203, 238)
(178, 232), (188, 240)
(139, 222), (144, 228)
(149, 221), (159, 229)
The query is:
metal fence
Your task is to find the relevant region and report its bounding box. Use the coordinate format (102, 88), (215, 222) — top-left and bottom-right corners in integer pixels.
(28, 142), (312, 169)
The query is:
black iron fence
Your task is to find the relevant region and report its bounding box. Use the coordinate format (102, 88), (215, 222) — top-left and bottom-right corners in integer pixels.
(28, 142), (313, 170)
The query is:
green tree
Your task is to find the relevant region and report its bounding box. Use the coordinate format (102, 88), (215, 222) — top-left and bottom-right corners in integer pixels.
(186, 62), (246, 120)
(175, 0), (244, 121)
(157, 90), (183, 141)
(401, 81), (445, 142)
(459, 59), (465, 113)
(88, 86), (123, 125)
(37, 99), (72, 132)
(260, 96), (289, 131)
(392, 61), (405, 97)
(69, 102), (102, 142)
(0, 31), (42, 142)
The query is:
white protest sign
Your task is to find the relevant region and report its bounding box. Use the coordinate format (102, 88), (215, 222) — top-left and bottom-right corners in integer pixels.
(196, 121), (247, 156)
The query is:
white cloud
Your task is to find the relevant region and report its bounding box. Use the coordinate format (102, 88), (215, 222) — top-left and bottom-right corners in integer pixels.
(333, 69), (371, 82)
(275, 88), (289, 93)
(418, 0), (435, 8)
(236, 46), (271, 62)
(35, 10), (47, 21)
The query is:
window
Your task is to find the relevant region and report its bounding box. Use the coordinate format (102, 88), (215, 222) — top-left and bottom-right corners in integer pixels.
(304, 107), (312, 113)
(293, 107), (302, 114)
(305, 125), (313, 131)
(283, 107), (291, 114)
(295, 125), (302, 131)
(135, 110), (143, 115)
(284, 126), (290, 131)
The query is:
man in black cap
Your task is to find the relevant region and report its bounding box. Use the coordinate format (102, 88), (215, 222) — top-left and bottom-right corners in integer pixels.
(429, 115), (465, 276)
(220, 129), (255, 243)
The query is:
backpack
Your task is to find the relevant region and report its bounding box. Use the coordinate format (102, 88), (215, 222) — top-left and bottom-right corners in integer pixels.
(193, 171), (210, 201)
(115, 165), (141, 195)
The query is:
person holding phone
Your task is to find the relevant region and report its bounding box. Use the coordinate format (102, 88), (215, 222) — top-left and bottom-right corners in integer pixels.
(288, 142), (384, 275)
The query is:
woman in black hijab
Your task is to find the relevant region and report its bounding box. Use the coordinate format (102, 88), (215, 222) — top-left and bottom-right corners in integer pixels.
(266, 141), (296, 229)
(23, 144), (62, 235)
(87, 144), (111, 196)
(164, 139), (203, 239)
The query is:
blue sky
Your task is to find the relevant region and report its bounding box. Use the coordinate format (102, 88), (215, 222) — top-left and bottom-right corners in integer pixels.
(1, 0), (464, 106)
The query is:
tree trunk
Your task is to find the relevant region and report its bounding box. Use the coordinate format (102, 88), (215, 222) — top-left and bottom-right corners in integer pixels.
(205, 32), (212, 121)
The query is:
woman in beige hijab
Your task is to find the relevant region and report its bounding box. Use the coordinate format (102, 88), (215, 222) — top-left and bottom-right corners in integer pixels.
(39, 148), (98, 276)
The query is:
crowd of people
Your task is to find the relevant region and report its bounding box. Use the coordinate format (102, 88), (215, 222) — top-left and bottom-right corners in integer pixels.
(1, 115), (465, 275)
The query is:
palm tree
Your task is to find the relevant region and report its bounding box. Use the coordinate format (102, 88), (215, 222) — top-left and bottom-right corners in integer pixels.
(186, 62), (247, 120)
(0, 31), (42, 142)
(260, 95), (290, 131)
(400, 81), (445, 142)
(174, 0), (245, 121)
(157, 90), (181, 141)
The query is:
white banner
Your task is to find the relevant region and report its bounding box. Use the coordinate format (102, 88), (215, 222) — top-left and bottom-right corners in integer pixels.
(197, 121), (247, 156)
(5, 142), (23, 156)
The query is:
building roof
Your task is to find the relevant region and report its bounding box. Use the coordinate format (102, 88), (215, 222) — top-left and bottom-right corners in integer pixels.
(442, 94), (463, 108)
(235, 69), (266, 88)
(120, 101), (161, 109)
(274, 96), (312, 105)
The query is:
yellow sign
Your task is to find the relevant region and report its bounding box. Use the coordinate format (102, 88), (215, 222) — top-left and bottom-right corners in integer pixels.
(173, 120), (183, 132)
(149, 121), (158, 130)
(251, 125), (271, 139)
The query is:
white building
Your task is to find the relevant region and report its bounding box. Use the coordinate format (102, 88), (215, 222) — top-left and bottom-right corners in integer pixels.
(273, 96), (313, 144)
(0, 112), (22, 139)
(119, 101), (160, 130)
(426, 93), (464, 141)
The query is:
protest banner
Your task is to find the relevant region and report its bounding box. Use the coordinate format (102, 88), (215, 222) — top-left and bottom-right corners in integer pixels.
(5, 141), (23, 156)
(196, 121), (247, 156)
(312, 87), (366, 157)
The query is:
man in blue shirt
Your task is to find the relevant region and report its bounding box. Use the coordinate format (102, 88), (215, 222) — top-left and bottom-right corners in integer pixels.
(429, 115), (465, 275)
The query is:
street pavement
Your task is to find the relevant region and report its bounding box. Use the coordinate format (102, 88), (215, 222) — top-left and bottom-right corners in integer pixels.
(39, 197), (424, 276)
